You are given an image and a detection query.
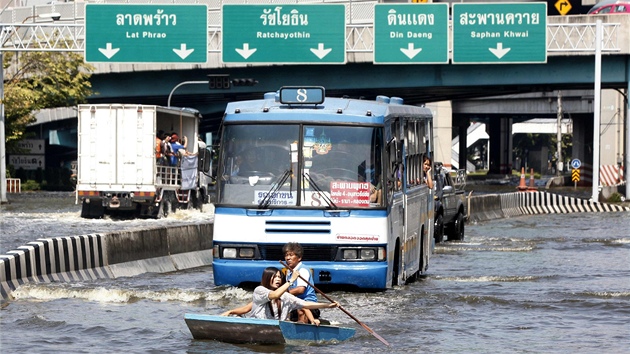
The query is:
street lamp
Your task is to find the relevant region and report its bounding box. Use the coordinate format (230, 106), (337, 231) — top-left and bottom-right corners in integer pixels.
(21, 12), (61, 24)
(1, 12), (61, 204)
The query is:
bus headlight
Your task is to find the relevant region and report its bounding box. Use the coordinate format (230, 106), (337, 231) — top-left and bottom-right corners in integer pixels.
(360, 248), (375, 260)
(223, 248), (237, 258)
(239, 248), (255, 258)
(343, 249), (357, 260)
(339, 247), (386, 261)
(215, 245), (257, 259)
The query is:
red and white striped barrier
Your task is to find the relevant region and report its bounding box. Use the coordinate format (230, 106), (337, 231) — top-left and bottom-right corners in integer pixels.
(600, 165), (625, 186)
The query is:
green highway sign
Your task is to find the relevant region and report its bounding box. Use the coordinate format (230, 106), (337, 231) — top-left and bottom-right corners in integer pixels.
(222, 4), (346, 64)
(85, 4), (207, 63)
(452, 2), (547, 64)
(374, 4), (448, 64)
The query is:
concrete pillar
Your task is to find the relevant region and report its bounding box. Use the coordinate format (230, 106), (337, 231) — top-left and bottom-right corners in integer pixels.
(459, 124), (468, 172)
(572, 115), (592, 185)
(488, 121), (500, 175)
(427, 101), (453, 168)
(488, 117), (512, 175)
(600, 89), (622, 166)
(626, 79), (630, 201)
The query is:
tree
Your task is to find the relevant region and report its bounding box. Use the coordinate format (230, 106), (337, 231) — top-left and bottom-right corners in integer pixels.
(3, 51), (94, 153)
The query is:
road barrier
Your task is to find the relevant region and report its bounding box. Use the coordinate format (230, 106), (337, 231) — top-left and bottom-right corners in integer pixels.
(1, 224), (213, 302)
(469, 191), (629, 223)
(6, 178), (21, 193)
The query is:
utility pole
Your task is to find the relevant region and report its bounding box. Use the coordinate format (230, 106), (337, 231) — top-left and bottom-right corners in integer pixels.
(0, 1), (11, 204)
(556, 91), (563, 176)
(592, 20), (602, 202)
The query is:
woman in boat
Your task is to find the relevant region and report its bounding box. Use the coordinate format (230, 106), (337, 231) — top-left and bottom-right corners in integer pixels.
(222, 267), (338, 321)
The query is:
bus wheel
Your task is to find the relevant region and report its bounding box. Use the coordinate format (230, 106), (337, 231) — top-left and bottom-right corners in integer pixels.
(449, 212), (465, 241)
(392, 240), (400, 286)
(434, 213), (444, 243)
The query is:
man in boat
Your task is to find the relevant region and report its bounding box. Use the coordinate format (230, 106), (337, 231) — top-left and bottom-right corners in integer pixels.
(283, 242), (324, 325)
(221, 267), (337, 321)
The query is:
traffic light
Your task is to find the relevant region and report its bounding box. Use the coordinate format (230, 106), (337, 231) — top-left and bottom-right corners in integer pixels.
(231, 78), (259, 87)
(207, 74), (231, 89)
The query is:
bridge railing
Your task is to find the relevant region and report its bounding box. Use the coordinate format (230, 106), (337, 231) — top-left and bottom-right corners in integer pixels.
(547, 23), (619, 53)
(547, 16), (630, 55)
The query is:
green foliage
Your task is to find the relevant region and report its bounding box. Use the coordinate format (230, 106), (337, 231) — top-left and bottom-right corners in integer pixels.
(3, 51), (94, 153)
(14, 166), (75, 191)
(512, 132), (572, 166)
(607, 192), (623, 203)
(513, 133), (551, 158)
(21, 179), (41, 191)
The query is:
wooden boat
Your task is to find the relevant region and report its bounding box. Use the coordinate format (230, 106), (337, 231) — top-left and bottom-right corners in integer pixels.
(184, 313), (356, 345)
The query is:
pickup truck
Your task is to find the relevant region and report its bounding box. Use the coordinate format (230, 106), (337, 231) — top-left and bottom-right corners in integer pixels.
(433, 162), (468, 243)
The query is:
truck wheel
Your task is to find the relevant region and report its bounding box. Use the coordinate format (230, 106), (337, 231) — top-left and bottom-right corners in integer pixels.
(196, 190), (206, 211)
(157, 199), (170, 219)
(449, 212), (465, 241)
(81, 200), (104, 219)
(434, 213), (444, 244)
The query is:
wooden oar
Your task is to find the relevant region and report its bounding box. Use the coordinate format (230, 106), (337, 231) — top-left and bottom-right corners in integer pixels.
(279, 260), (390, 347)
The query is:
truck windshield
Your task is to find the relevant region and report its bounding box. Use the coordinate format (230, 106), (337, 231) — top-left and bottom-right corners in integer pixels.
(218, 124), (383, 208)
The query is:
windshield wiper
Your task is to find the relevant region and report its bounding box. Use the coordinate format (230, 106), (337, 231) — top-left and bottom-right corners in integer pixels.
(258, 169), (293, 209)
(303, 173), (338, 209)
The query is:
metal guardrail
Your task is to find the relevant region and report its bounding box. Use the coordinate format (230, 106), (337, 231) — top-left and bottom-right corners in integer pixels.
(0, 0), (623, 55)
(0, 23), (84, 51)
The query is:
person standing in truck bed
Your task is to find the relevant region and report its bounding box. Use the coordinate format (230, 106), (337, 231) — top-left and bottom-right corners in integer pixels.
(169, 133), (188, 166)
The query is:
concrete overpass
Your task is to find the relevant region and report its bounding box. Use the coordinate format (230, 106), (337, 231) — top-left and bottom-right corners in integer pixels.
(1, 0), (629, 202)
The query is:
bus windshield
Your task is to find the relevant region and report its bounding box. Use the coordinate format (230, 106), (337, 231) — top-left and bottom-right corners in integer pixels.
(219, 124), (383, 208)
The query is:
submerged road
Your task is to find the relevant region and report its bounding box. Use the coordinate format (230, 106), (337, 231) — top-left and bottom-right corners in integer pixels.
(0, 191), (628, 352)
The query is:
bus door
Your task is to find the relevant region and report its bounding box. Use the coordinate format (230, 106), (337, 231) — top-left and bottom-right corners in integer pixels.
(402, 120), (430, 277)
(388, 117), (417, 285)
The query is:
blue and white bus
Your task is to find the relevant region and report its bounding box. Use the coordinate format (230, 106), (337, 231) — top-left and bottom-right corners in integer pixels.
(212, 87), (434, 289)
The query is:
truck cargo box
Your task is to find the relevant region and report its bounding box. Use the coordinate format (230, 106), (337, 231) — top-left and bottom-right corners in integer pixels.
(76, 104), (210, 218)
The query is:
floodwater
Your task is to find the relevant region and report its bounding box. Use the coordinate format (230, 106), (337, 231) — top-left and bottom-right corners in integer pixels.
(1, 192), (629, 353)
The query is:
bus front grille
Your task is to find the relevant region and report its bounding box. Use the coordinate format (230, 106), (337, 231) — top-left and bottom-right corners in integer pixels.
(259, 244), (335, 262)
(265, 220), (331, 235)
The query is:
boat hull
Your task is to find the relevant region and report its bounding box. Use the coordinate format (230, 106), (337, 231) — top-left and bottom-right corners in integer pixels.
(184, 314), (355, 345)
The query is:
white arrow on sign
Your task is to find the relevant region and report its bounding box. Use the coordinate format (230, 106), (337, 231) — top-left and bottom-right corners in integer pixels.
(98, 43), (120, 59)
(400, 43), (422, 60)
(310, 43), (332, 59)
(173, 44), (194, 60)
(235, 43), (257, 59)
(489, 42), (511, 59)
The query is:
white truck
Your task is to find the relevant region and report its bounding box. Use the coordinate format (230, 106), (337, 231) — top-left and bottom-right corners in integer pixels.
(76, 104), (213, 219)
